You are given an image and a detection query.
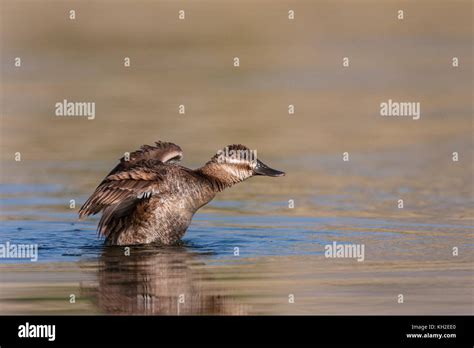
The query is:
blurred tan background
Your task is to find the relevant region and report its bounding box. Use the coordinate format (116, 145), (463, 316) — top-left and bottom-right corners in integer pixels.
(1, 0), (472, 221)
(1, 0), (472, 155)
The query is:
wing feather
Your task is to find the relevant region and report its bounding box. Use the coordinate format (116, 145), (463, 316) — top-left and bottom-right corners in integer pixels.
(79, 141), (183, 237)
(107, 141), (183, 177)
(79, 178), (160, 217)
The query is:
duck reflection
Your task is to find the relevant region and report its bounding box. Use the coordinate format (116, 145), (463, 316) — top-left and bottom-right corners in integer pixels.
(85, 245), (246, 315)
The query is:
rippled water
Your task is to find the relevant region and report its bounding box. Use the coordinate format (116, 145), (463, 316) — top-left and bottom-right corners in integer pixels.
(1, 160), (472, 315)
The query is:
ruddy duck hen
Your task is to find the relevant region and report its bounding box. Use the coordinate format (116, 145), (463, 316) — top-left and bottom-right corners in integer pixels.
(79, 141), (285, 245)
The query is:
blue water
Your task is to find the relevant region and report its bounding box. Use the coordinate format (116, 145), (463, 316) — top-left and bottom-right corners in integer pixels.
(1, 177), (472, 264)
(1, 209), (472, 263)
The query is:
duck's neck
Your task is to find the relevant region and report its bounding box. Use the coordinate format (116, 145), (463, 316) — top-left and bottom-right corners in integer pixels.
(196, 162), (244, 192)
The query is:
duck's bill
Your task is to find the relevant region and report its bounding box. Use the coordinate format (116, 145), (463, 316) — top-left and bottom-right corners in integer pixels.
(254, 160), (285, 177)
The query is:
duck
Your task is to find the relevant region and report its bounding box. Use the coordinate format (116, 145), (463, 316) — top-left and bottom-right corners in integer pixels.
(79, 141), (285, 246)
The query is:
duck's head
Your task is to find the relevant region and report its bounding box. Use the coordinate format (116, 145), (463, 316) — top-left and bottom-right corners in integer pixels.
(202, 144), (285, 189)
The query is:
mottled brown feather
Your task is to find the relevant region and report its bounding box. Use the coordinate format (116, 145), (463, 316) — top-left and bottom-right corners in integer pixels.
(107, 141), (183, 177)
(78, 142), (180, 224)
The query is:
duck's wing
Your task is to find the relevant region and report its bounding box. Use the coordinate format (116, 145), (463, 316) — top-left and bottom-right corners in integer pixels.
(78, 163), (169, 237)
(129, 141), (183, 164)
(107, 141), (183, 176)
(79, 141), (183, 237)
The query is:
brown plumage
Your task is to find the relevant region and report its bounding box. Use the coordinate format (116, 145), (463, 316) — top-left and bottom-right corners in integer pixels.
(79, 141), (285, 246)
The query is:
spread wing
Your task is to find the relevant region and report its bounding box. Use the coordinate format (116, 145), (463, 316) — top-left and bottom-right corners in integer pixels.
(79, 141), (182, 237)
(107, 141), (183, 176)
(79, 165), (162, 215)
(79, 164), (170, 237)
